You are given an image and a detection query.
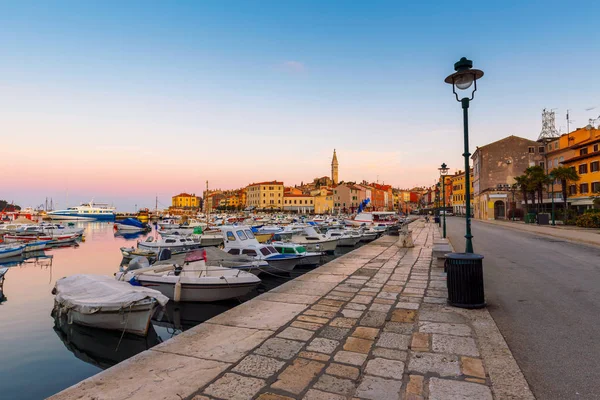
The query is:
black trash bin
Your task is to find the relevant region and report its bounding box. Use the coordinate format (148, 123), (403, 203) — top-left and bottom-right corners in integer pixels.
(445, 253), (486, 309)
(537, 213), (550, 225)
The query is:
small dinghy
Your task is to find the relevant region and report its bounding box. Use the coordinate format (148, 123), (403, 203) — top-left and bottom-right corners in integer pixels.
(114, 218), (151, 233)
(116, 250), (261, 302)
(0, 243), (25, 259)
(52, 274), (169, 336)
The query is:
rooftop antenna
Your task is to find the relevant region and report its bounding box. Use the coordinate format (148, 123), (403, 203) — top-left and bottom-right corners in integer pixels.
(538, 108), (559, 141)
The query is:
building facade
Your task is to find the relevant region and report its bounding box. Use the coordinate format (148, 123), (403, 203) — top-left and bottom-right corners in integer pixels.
(334, 183), (361, 213)
(546, 125), (600, 211)
(450, 169), (474, 216)
(172, 193), (201, 209)
(472, 135), (545, 220)
(246, 181), (284, 210)
(313, 189), (334, 214)
(283, 194), (315, 213)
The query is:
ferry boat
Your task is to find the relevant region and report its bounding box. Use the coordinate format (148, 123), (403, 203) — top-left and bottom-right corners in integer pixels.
(47, 201), (116, 221)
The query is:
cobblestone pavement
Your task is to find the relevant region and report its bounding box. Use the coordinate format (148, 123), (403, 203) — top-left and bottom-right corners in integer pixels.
(194, 221), (520, 400)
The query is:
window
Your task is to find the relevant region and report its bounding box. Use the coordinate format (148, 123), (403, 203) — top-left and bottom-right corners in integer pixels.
(594, 144), (599, 152)
(244, 230), (255, 239)
(580, 183), (589, 194)
(242, 249), (257, 257)
(569, 185), (577, 195)
(539, 162), (545, 169)
(591, 161), (599, 172)
(579, 164), (588, 174)
(592, 182), (600, 193)
(539, 146), (545, 153)
(228, 249), (240, 255)
(559, 156), (564, 165)
(294, 200), (297, 204)
(236, 230), (248, 240)
(528, 146), (535, 153)
(580, 148), (588, 156)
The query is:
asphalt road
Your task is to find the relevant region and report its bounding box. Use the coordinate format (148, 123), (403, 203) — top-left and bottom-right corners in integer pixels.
(444, 217), (600, 400)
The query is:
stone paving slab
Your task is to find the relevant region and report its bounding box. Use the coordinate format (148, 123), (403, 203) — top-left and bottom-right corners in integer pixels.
(51, 220), (535, 400)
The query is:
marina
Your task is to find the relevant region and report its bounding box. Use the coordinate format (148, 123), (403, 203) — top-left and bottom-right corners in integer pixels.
(0, 219), (378, 400)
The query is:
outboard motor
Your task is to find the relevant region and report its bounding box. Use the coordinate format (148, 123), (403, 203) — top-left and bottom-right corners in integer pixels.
(127, 256), (150, 271)
(157, 248), (172, 261)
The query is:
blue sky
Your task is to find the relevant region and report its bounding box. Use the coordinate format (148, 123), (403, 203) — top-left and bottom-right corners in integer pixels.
(2, 1), (599, 210)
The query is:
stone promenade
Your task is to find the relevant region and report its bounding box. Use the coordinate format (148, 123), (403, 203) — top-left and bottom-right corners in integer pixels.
(52, 220), (533, 400)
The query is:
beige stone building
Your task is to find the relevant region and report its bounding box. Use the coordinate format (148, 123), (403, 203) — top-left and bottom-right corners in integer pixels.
(472, 135), (545, 220)
(246, 181), (284, 210)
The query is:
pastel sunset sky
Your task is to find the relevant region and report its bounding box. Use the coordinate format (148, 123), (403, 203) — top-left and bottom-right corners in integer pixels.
(2, 1), (599, 211)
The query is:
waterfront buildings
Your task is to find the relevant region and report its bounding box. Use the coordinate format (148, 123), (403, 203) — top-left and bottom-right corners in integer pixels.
(283, 193), (315, 213)
(333, 183), (361, 213)
(313, 188), (334, 214)
(246, 181), (284, 211)
(451, 169), (474, 216)
(472, 135), (545, 220)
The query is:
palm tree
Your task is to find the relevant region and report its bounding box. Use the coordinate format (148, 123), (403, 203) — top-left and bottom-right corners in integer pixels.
(525, 166), (551, 213)
(514, 174), (530, 212)
(549, 166), (580, 221)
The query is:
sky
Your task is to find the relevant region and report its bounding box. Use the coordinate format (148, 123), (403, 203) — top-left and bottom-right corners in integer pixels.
(2, 0), (599, 211)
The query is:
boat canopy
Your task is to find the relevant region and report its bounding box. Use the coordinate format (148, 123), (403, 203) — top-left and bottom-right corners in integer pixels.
(54, 274), (168, 314)
(120, 218), (144, 228)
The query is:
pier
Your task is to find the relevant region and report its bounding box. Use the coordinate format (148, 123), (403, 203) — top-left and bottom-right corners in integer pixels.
(50, 220), (531, 400)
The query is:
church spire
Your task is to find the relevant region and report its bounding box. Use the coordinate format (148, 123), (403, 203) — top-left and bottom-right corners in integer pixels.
(331, 149), (339, 185)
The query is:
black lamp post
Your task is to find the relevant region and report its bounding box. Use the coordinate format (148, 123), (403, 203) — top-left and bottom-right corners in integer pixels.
(439, 163), (449, 238)
(509, 183), (520, 221)
(445, 57), (483, 254)
(435, 183), (441, 227)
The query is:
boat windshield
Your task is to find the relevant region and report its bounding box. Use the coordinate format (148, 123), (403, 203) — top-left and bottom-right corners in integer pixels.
(236, 230), (248, 240)
(244, 230), (255, 239)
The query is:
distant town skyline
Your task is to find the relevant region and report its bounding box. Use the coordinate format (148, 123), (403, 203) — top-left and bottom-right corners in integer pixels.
(3, 1), (599, 210)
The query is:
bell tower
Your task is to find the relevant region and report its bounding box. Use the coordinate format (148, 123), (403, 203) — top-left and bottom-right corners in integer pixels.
(331, 149), (339, 185)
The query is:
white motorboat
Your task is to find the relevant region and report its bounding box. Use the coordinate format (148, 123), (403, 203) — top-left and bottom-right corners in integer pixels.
(155, 247), (266, 276)
(289, 226), (338, 254)
(52, 274), (169, 336)
(357, 228), (379, 242)
(0, 243), (26, 259)
(221, 226), (303, 273)
(270, 242), (323, 266)
(344, 211), (399, 227)
(325, 228), (361, 247)
(137, 236), (202, 254)
(116, 251), (261, 302)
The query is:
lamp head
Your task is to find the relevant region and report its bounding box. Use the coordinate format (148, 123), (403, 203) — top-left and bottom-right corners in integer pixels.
(444, 57), (484, 101)
(439, 162), (449, 176)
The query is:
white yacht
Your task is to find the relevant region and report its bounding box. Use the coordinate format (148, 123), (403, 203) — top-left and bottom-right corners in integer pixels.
(47, 201), (116, 221)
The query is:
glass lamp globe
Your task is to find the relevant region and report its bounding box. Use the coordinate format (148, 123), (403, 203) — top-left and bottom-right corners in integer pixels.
(454, 74), (474, 90)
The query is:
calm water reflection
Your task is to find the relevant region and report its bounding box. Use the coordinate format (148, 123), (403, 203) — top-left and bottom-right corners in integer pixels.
(0, 222), (360, 399)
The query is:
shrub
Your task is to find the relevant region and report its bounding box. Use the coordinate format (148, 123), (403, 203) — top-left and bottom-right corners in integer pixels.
(584, 208), (600, 215)
(575, 213), (600, 228)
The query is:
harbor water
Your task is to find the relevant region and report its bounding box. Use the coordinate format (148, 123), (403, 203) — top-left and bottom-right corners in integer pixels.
(0, 221), (362, 399)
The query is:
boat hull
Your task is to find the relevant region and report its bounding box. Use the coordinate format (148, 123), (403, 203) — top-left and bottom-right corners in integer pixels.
(48, 213), (115, 221)
(265, 257), (299, 273)
(336, 236), (361, 247)
(55, 299), (156, 336)
(136, 279), (258, 302)
(295, 239), (337, 254)
(297, 253), (323, 266)
(0, 246), (25, 259)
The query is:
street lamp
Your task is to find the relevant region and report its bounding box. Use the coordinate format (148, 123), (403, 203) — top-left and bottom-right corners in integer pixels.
(435, 182), (441, 227)
(445, 57), (484, 254)
(439, 163), (449, 238)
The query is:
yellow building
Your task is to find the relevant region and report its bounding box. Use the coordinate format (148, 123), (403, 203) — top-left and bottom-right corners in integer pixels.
(246, 181), (284, 210)
(172, 193), (201, 209)
(313, 189), (334, 214)
(451, 170), (473, 216)
(547, 125), (600, 210)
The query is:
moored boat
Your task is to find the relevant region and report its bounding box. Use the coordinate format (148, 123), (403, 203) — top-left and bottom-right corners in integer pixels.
(0, 243), (26, 259)
(47, 201), (116, 221)
(116, 250), (261, 302)
(52, 274), (169, 336)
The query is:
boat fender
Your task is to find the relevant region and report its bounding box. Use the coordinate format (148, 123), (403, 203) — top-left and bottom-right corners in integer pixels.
(174, 280), (182, 302)
(174, 266), (182, 276)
